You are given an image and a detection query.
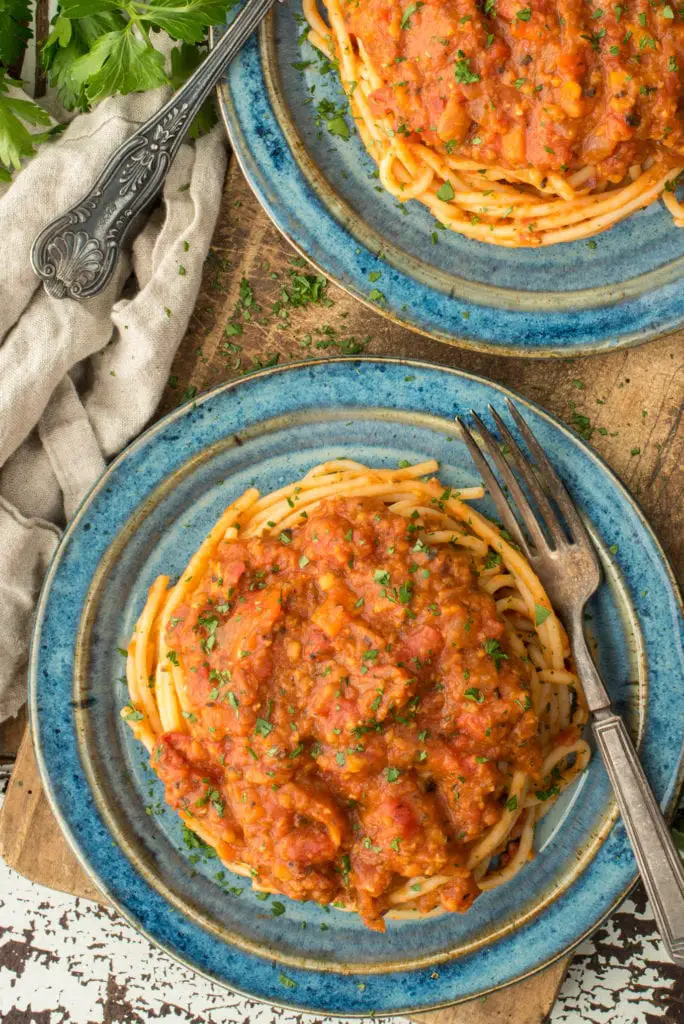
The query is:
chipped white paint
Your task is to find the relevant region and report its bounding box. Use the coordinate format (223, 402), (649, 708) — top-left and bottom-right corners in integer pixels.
(1, 795), (680, 1024)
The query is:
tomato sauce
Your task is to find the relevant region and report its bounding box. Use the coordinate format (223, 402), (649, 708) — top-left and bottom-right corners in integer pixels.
(154, 497), (545, 928)
(345, 0), (683, 183)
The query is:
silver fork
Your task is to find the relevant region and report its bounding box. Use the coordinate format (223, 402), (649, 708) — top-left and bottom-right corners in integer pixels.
(457, 399), (684, 966)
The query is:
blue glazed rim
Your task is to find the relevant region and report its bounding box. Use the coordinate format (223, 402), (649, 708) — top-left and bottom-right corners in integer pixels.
(30, 358), (684, 1015)
(211, 20), (684, 358)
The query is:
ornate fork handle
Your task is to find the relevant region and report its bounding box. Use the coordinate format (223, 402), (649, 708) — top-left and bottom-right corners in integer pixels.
(31, 0), (278, 300)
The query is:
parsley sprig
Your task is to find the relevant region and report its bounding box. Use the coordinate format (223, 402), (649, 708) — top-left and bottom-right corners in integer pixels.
(0, 0), (240, 178)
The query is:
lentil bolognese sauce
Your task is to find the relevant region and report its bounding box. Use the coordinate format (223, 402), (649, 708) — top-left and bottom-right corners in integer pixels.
(123, 461), (590, 930)
(301, 0), (684, 245)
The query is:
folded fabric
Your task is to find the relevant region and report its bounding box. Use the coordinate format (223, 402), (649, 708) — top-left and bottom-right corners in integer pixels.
(0, 86), (227, 722)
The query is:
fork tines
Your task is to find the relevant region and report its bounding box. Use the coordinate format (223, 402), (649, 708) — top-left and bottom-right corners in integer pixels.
(457, 399), (595, 562)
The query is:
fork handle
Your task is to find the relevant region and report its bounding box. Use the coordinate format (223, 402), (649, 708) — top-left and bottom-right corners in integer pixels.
(593, 709), (684, 965)
(30, 0), (278, 300)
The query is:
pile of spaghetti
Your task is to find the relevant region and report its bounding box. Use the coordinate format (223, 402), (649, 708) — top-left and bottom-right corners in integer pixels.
(302, 0), (684, 246)
(123, 460), (590, 930)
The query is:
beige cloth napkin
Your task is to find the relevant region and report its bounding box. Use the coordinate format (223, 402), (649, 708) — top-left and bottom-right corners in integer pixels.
(0, 88), (227, 722)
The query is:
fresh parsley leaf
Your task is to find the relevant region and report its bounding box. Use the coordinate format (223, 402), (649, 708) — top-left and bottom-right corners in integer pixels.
(60, 0), (238, 43)
(0, 0), (32, 67)
(0, 73), (53, 178)
(69, 28), (168, 104)
(43, 12), (125, 111)
(170, 41), (217, 137)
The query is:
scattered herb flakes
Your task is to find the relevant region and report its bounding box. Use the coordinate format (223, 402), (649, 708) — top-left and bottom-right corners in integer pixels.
(314, 97), (351, 140)
(401, 0), (424, 29)
(436, 180), (455, 202)
(534, 604), (551, 626)
(482, 637), (508, 669)
(454, 52), (480, 84)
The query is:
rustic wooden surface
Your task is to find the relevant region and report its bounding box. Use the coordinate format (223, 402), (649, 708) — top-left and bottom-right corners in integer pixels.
(1, 157), (682, 1023)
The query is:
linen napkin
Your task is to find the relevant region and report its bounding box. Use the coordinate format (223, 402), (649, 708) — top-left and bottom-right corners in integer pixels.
(0, 86), (227, 723)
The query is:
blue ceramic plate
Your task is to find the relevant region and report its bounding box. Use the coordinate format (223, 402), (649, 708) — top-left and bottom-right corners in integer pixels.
(31, 360), (684, 1015)
(213, 13), (684, 356)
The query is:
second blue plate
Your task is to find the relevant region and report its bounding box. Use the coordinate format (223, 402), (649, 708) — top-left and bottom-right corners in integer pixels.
(214, 11), (684, 356)
(31, 359), (684, 1015)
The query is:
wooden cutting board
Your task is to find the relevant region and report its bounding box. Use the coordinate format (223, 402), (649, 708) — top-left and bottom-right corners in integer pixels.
(1, 156), (682, 1024)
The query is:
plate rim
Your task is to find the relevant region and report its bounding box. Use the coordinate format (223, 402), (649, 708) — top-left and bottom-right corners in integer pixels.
(210, 24), (684, 358)
(29, 356), (684, 1015)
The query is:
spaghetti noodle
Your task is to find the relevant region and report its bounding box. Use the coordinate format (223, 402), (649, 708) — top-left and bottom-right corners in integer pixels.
(302, 0), (684, 246)
(123, 461), (590, 929)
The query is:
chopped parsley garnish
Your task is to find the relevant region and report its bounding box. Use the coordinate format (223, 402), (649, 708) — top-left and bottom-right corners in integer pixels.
(535, 604), (551, 626)
(582, 27), (606, 49)
(400, 1), (424, 29)
(436, 180), (455, 202)
(483, 551), (502, 570)
(464, 687), (484, 703)
(255, 718), (273, 737)
(123, 705), (143, 721)
(483, 638), (508, 669)
(516, 6), (532, 18)
(535, 783), (561, 801)
(197, 613), (218, 653)
(506, 795), (519, 812)
(385, 767), (401, 782)
(454, 52), (480, 84)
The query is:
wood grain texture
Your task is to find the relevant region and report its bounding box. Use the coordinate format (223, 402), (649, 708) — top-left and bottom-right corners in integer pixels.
(1, 157), (682, 1024)
(410, 969), (567, 1024)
